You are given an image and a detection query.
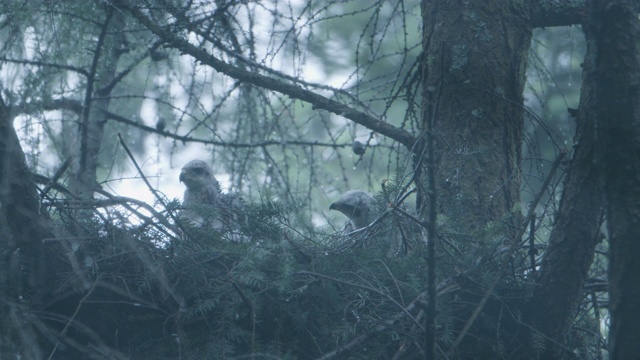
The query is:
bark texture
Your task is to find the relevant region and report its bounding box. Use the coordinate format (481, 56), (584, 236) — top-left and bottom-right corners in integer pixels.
(421, 0), (531, 236)
(594, 0), (640, 358)
(0, 96), (54, 359)
(0, 97), (54, 301)
(420, 2), (532, 357)
(530, 25), (604, 358)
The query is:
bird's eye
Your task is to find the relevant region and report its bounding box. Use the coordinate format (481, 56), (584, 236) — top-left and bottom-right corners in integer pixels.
(192, 168), (204, 175)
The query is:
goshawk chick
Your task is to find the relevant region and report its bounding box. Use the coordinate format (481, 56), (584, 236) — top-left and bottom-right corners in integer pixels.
(179, 160), (245, 232)
(329, 190), (378, 231)
(330, 189), (421, 257)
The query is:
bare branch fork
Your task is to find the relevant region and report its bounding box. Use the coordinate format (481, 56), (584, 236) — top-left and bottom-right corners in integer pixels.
(112, 0), (418, 152)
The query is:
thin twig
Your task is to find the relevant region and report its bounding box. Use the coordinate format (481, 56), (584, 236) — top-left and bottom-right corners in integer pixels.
(449, 149), (567, 353)
(33, 173), (180, 240)
(117, 132), (184, 230)
(48, 276), (100, 360)
(295, 270), (423, 330)
(312, 276), (459, 360)
(39, 156), (72, 199)
(391, 205), (461, 254)
(115, 0), (418, 151)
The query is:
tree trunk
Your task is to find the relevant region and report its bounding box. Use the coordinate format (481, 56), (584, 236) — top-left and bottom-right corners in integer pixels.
(594, 0), (640, 358)
(421, 0), (531, 238)
(420, 2), (531, 357)
(529, 24), (604, 358)
(0, 95), (54, 358)
(69, 8), (126, 199)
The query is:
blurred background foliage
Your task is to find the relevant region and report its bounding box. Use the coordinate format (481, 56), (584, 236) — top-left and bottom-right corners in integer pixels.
(0, 2), (583, 230)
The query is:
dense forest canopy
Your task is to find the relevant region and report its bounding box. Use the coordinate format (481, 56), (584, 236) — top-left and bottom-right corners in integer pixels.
(0, 1), (638, 359)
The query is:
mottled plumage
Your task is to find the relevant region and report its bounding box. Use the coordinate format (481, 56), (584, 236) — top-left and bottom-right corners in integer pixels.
(329, 190), (379, 231)
(179, 160), (245, 233)
(330, 190), (421, 257)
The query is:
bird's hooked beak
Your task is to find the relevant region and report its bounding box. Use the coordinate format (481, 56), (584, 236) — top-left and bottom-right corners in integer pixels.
(330, 201), (358, 217)
(179, 170), (186, 183)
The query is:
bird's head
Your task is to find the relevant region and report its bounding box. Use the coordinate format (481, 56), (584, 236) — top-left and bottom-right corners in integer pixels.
(179, 160), (220, 192)
(330, 190), (378, 229)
